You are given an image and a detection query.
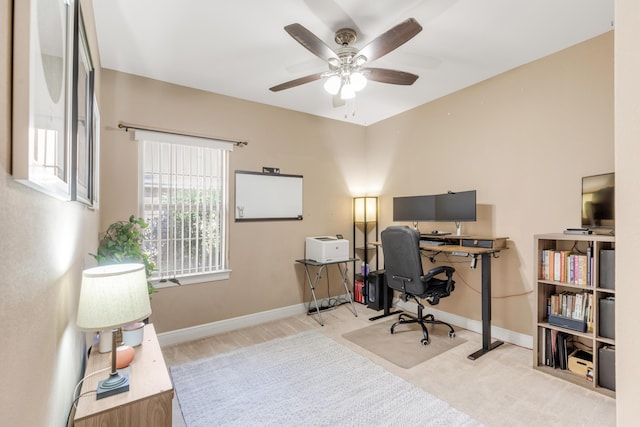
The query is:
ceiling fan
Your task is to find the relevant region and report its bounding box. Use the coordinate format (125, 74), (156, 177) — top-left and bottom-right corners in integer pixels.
(269, 18), (423, 103)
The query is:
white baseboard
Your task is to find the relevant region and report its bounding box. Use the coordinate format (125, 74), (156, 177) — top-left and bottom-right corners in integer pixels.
(157, 297), (533, 350)
(395, 299), (533, 349)
(157, 303), (307, 347)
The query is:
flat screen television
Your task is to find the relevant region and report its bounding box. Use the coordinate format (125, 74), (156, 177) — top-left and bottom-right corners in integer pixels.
(393, 195), (435, 222)
(581, 173), (614, 231)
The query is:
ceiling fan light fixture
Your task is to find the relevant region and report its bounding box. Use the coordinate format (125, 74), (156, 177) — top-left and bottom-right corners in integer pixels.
(340, 83), (355, 100)
(350, 72), (367, 92)
(323, 75), (341, 95)
(328, 58), (341, 69)
(354, 55), (367, 66)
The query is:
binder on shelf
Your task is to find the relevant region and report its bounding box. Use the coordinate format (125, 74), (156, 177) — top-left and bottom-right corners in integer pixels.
(545, 329), (553, 367)
(556, 332), (569, 370)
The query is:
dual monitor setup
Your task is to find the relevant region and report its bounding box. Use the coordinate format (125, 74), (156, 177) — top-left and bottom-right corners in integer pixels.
(393, 190), (476, 236)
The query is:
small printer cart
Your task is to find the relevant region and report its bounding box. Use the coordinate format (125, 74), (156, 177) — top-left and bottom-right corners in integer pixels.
(296, 258), (357, 326)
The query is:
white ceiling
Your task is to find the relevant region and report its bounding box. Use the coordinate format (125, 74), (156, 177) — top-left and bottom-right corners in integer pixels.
(91, 0), (614, 126)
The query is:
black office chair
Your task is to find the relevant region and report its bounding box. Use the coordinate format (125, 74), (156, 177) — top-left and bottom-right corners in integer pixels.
(381, 226), (456, 346)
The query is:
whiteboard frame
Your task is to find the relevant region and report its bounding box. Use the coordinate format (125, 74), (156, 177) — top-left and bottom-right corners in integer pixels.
(234, 170), (303, 221)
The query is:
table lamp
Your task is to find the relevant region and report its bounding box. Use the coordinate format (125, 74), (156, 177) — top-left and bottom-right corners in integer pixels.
(76, 263), (152, 399)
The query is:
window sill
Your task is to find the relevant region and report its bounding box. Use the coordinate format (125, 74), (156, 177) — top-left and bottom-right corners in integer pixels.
(152, 270), (231, 289)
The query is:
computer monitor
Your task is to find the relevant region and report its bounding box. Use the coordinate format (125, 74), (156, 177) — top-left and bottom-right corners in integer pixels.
(435, 190), (477, 235)
(393, 195), (435, 225)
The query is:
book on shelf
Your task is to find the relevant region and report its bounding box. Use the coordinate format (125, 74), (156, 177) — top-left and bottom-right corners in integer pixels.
(547, 291), (593, 332)
(548, 291), (592, 320)
(540, 249), (592, 286)
(542, 329), (571, 370)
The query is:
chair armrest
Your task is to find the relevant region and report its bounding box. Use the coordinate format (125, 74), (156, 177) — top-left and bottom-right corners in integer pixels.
(423, 265), (454, 280)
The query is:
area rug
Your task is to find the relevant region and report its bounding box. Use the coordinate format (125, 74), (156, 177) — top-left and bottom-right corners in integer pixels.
(342, 319), (467, 369)
(170, 330), (482, 427)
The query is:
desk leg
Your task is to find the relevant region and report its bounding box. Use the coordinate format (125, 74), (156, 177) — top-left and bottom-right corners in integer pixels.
(304, 265), (325, 326)
(337, 263), (358, 317)
(467, 253), (504, 360)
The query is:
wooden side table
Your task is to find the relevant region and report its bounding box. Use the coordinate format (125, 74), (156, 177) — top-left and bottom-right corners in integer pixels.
(74, 324), (174, 427)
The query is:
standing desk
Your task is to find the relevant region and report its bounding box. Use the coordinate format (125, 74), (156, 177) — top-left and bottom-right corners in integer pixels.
(419, 235), (508, 360)
(296, 258), (358, 326)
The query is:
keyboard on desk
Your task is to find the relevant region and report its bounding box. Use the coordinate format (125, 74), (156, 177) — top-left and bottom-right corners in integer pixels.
(419, 239), (445, 246)
(421, 232), (451, 237)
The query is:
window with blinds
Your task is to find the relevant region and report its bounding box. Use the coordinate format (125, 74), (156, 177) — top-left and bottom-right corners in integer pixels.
(137, 130), (233, 285)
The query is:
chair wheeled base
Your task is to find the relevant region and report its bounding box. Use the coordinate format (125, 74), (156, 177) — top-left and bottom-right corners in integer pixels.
(390, 296), (455, 346)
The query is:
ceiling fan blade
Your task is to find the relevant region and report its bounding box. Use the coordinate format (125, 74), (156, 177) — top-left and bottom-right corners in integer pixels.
(269, 72), (325, 92)
(364, 68), (419, 85)
(284, 23), (340, 62)
(358, 18), (423, 63)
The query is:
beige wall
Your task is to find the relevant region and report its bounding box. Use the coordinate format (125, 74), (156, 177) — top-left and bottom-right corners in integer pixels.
(614, 0), (640, 423)
(369, 32), (614, 335)
(99, 70), (367, 332)
(0, 1), (101, 425)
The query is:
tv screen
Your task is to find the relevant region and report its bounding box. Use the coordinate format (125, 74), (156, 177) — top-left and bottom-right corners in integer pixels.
(582, 173), (614, 230)
(393, 195), (435, 222)
(435, 190), (477, 222)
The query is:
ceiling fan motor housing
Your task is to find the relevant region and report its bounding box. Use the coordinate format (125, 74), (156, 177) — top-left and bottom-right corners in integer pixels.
(334, 28), (357, 46)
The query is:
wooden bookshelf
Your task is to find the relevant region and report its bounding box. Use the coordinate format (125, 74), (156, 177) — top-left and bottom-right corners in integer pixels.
(533, 233), (615, 398)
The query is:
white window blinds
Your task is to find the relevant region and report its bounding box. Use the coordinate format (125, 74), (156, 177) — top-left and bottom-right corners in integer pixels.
(135, 129), (233, 284)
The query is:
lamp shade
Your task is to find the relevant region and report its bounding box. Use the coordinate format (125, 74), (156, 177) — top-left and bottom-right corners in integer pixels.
(76, 264), (152, 332)
(354, 197), (378, 222)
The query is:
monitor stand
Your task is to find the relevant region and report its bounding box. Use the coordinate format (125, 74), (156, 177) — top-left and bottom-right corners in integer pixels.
(455, 221), (463, 236)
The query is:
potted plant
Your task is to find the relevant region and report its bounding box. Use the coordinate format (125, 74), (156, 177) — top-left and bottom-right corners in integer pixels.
(92, 215), (157, 296)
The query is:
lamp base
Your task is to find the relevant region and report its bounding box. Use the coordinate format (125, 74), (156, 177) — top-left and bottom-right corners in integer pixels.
(96, 372), (130, 399)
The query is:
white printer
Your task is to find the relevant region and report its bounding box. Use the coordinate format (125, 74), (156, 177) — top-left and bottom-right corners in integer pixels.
(305, 236), (349, 263)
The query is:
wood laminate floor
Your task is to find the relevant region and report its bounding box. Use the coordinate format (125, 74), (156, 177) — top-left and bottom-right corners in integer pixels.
(162, 305), (616, 427)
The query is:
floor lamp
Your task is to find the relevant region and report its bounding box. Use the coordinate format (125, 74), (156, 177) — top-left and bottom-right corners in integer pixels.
(76, 263), (152, 399)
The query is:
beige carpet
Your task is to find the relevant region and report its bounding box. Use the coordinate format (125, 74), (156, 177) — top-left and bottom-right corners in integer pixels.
(343, 318), (467, 369)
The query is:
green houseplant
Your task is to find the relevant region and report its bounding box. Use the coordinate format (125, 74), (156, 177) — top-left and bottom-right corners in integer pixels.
(92, 215), (157, 296)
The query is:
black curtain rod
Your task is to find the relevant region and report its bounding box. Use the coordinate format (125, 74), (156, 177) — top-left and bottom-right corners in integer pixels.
(118, 122), (248, 147)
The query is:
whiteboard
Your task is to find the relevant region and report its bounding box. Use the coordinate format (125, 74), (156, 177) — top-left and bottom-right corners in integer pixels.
(234, 171), (303, 221)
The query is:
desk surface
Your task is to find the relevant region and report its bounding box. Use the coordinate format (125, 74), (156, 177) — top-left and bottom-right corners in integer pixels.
(420, 244), (505, 255)
(420, 234), (507, 241)
(374, 235), (509, 253)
